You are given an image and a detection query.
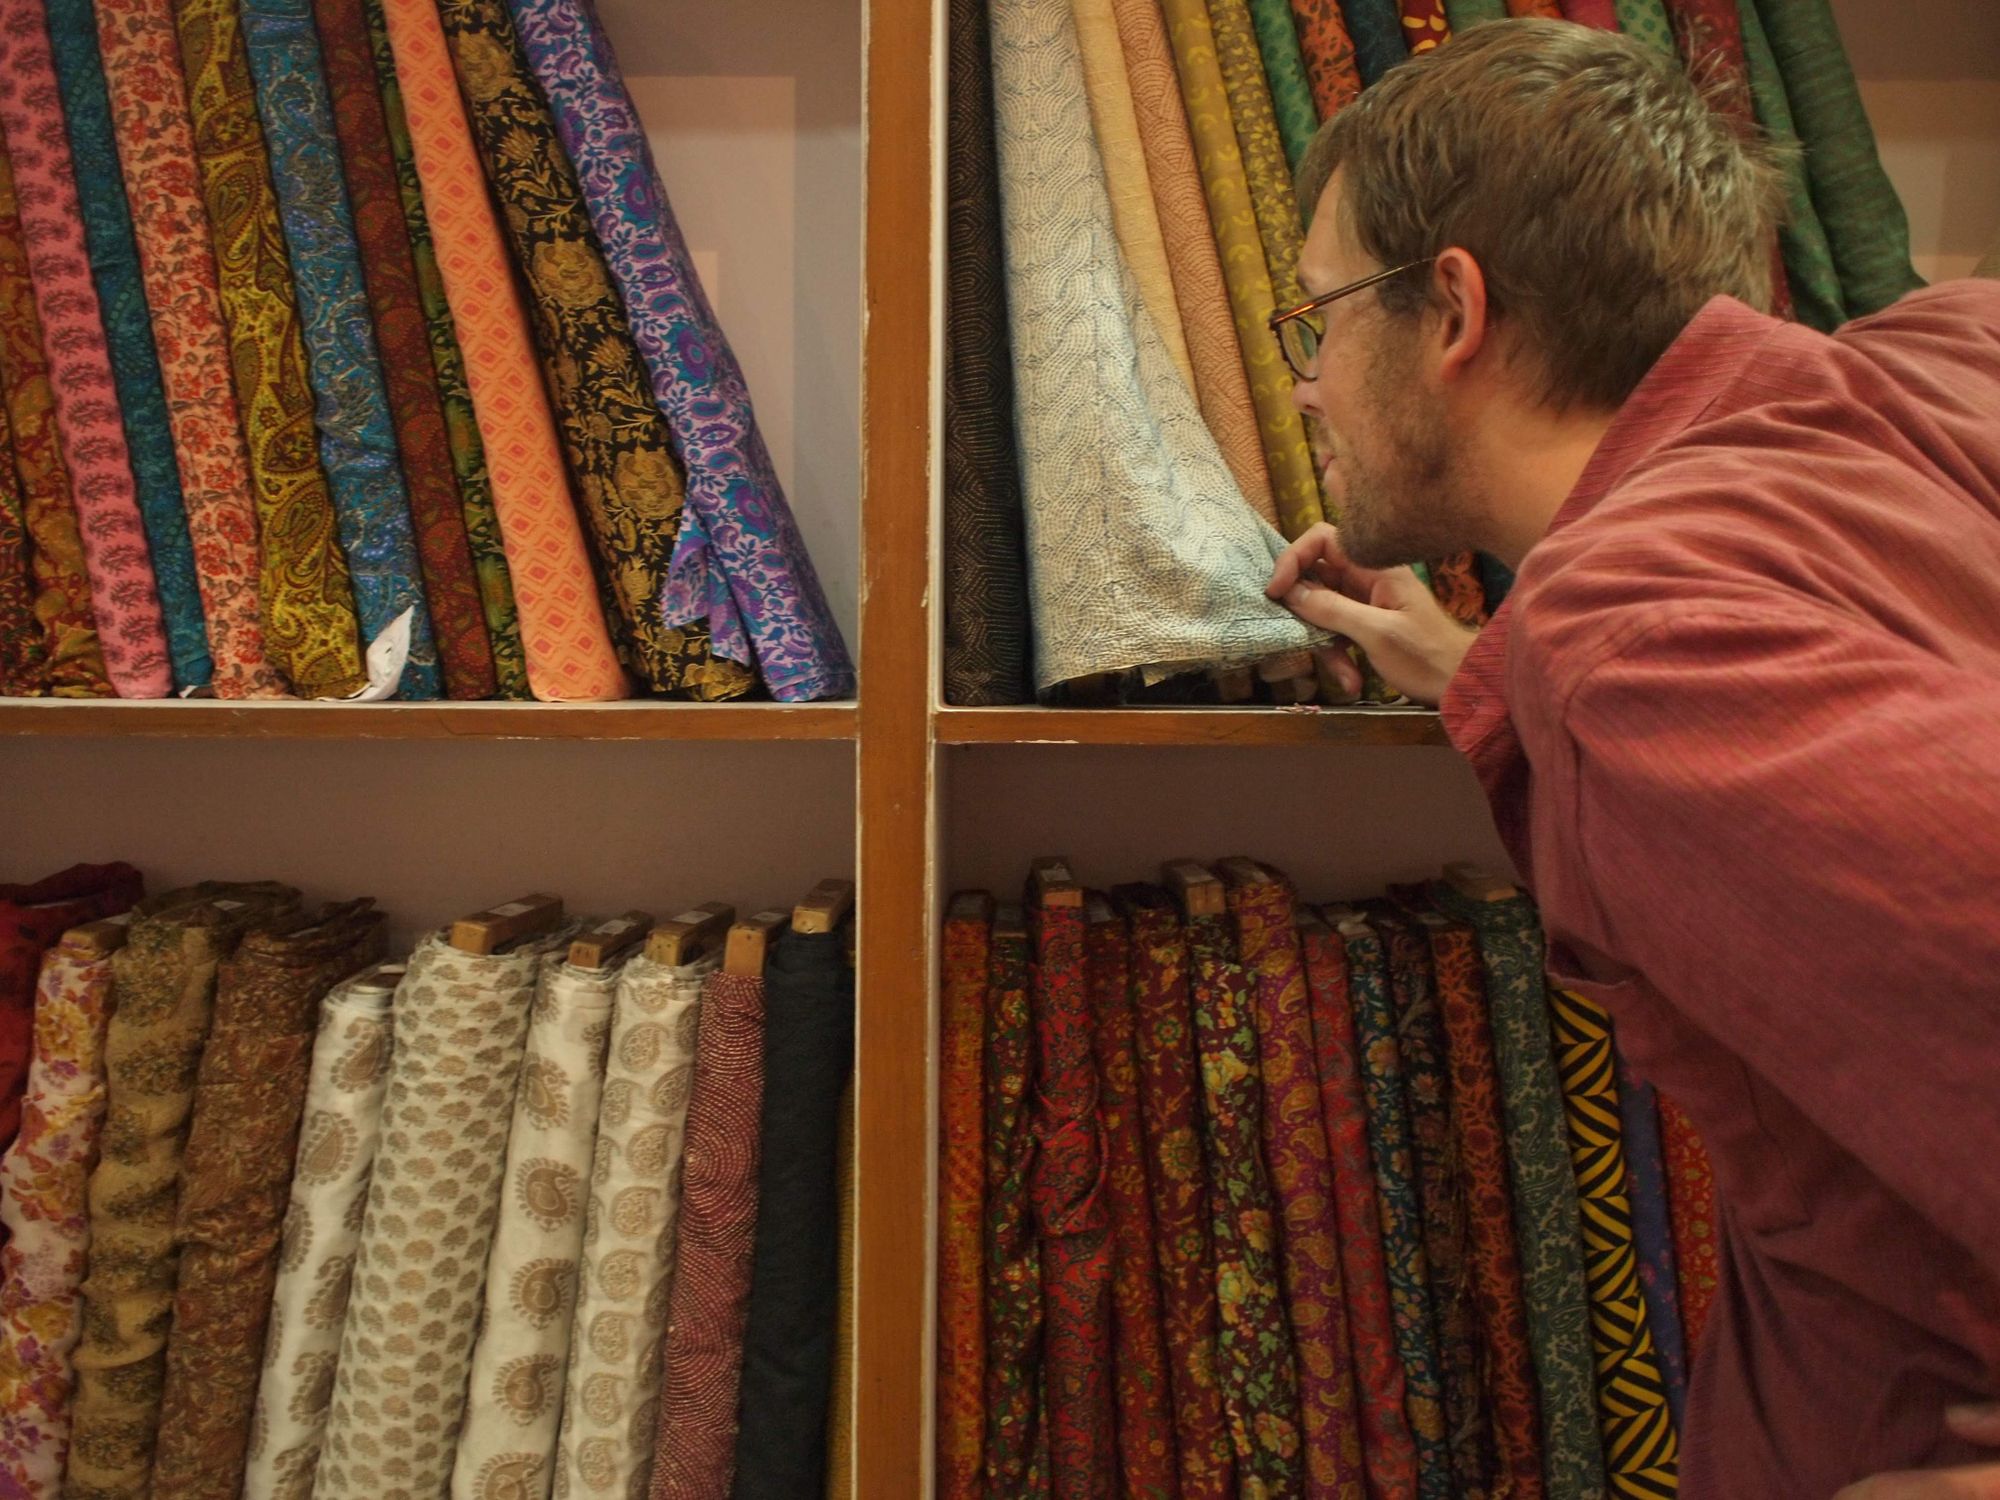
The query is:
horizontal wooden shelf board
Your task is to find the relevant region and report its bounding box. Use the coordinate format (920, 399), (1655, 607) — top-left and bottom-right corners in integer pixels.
(933, 705), (1450, 746)
(0, 699), (859, 743)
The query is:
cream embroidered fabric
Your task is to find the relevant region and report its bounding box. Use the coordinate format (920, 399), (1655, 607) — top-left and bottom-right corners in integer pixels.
(990, 0), (1324, 694)
(553, 949), (712, 1499)
(313, 923), (578, 1500)
(449, 955), (618, 1500)
(242, 964), (401, 1499)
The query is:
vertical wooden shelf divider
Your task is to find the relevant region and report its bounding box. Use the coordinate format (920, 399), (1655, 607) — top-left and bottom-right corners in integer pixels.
(855, 0), (936, 1489)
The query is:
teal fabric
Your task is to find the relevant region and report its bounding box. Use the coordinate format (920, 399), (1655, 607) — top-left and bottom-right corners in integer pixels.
(1443, 0), (1507, 27)
(1245, 0), (1321, 169)
(1751, 0), (1922, 318)
(1612, 0), (1677, 54)
(1738, 0), (1848, 330)
(46, 0), (213, 691)
(1342, 0), (1409, 86)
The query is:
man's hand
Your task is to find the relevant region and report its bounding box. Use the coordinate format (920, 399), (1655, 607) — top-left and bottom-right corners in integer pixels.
(1835, 1406), (2000, 1499)
(1266, 522), (1477, 707)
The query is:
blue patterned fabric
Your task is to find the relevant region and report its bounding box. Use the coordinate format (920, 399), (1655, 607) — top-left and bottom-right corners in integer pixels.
(45, 0), (212, 692)
(503, 0), (855, 703)
(239, 0), (441, 698)
(1615, 1043), (1689, 1429)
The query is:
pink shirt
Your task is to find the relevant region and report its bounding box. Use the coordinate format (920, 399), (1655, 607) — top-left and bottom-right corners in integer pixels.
(1442, 284), (2000, 1498)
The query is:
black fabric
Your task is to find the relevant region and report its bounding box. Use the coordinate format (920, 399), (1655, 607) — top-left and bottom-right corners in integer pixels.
(729, 926), (855, 1497)
(941, 0), (1033, 706)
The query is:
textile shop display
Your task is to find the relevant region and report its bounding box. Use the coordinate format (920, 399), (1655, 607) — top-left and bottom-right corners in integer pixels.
(943, 0), (1920, 703)
(0, 0), (849, 705)
(942, 858), (1721, 1500)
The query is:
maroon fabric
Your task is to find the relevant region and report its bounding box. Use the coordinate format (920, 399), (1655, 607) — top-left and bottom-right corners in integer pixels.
(0, 863), (142, 1170)
(1440, 283), (2000, 1498)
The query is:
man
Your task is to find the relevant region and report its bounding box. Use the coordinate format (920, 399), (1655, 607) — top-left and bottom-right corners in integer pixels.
(1266, 19), (2000, 1500)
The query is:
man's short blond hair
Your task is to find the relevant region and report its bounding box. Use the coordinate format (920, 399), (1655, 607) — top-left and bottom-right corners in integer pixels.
(1296, 19), (1788, 410)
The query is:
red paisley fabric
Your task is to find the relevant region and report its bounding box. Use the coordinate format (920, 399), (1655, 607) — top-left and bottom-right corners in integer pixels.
(1030, 897), (1114, 1500)
(939, 901), (989, 1499)
(1117, 884), (1234, 1500)
(1298, 911), (1418, 1500)
(1658, 1091), (1720, 1352)
(1084, 898), (1177, 1498)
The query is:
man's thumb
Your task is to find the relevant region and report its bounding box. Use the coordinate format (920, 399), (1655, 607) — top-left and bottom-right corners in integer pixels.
(1283, 580), (1390, 645)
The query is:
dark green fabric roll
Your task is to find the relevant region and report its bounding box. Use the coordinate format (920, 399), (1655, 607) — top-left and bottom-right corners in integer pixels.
(1444, 0), (1506, 27)
(1246, 0), (1322, 169)
(1738, 0), (1847, 330)
(1342, 0), (1409, 85)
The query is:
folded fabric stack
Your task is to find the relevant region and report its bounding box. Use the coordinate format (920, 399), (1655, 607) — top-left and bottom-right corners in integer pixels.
(0, 0), (853, 703)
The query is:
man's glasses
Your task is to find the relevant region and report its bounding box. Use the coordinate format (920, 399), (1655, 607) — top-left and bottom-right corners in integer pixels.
(1267, 258), (1437, 380)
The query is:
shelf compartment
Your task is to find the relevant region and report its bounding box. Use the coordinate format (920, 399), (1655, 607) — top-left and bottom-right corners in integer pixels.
(934, 705), (1450, 747)
(0, 699), (859, 742)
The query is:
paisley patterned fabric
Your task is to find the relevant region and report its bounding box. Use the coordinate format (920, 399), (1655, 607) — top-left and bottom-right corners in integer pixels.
(172, 0), (368, 699)
(943, 0), (1033, 707)
(1116, 886), (1232, 1500)
(68, 883), (304, 1500)
(0, 136), (107, 697)
(1225, 872), (1363, 1498)
(1657, 1094), (1717, 1356)
(1548, 988), (1680, 1499)
(1244, 0), (1319, 170)
(375, 0), (624, 702)
(1617, 1051), (1687, 1428)
(1398, 0), (1451, 53)
(938, 903), (990, 1497)
(0, 1), (170, 698)
(1332, 909), (1451, 1500)
(153, 902), (386, 1500)
(1428, 882), (1603, 1500)
(1171, 0), (1323, 540)
(242, 965), (400, 1499)
(1339, 0), (1409, 86)
(1736, 0), (1845, 332)
(1286, 0), (1362, 122)
(648, 969), (767, 1500)
(449, 955), (617, 1500)
(1417, 908), (1543, 1500)
(1297, 912), (1417, 1500)
(1107, 0), (1278, 524)
(1082, 900), (1176, 1500)
(551, 947), (708, 1500)
(991, 0), (1320, 695)
(92, 0), (285, 697)
(0, 917), (127, 1493)
(1371, 906), (1489, 1497)
(979, 910), (1045, 1494)
(1185, 913), (1305, 1498)
(505, 0), (856, 703)
(313, 921), (580, 1500)
(44, 0), (210, 693)
(437, 0), (744, 701)
(1029, 899), (1113, 1498)
(239, 0), (442, 699)
(313, 0), (495, 700)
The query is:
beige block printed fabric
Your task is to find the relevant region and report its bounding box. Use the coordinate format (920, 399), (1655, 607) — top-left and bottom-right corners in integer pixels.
(242, 962), (402, 1498)
(553, 949), (712, 1499)
(449, 955), (618, 1500)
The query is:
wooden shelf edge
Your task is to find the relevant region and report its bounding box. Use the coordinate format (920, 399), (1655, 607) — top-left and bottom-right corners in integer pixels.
(932, 705), (1451, 747)
(0, 699), (859, 743)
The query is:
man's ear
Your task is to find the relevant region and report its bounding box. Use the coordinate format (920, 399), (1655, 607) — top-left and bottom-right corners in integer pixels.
(1432, 247), (1488, 384)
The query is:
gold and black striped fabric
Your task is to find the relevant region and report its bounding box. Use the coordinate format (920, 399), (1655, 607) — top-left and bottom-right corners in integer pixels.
(1548, 986), (1681, 1499)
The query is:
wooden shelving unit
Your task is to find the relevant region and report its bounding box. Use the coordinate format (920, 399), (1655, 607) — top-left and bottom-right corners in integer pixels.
(935, 704), (1449, 746)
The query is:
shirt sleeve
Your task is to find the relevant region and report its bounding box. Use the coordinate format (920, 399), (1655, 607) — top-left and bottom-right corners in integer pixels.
(1536, 603), (2000, 1274)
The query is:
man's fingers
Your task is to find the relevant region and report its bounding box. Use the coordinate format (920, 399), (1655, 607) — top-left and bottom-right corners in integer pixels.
(1267, 523), (1346, 600)
(1281, 579), (1392, 646)
(1948, 1404), (2000, 1447)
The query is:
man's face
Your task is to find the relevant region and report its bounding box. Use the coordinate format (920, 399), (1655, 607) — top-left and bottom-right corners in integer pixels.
(1291, 175), (1479, 568)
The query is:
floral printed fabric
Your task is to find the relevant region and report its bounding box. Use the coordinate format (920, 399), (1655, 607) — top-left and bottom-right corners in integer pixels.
(937, 903), (990, 1498)
(1225, 872), (1364, 1499)
(0, 0), (170, 697)
(450, 955), (617, 1500)
(505, 0), (856, 702)
(1185, 912), (1305, 1499)
(1330, 909), (1451, 1500)
(313, 921), (579, 1500)
(1116, 885), (1232, 1500)
(68, 882), (303, 1500)
(1285, 0), (1361, 121)
(1082, 899), (1176, 1499)
(552, 948), (708, 1499)
(242, 964), (401, 1497)
(92, 0), (286, 697)
(153, 902), (386, 1500)
(648, 970), (767, 1499)
(1298, 911), (1418, 1500)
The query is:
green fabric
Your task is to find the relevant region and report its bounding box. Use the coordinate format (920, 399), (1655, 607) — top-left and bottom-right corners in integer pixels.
(1752, 0), (1922, 317)
(1443, 0), (1506, 27)
(1245, 0), (1320, 170)
(1738, 0), (1847, 330)
(1611, 0), (1675, 54)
